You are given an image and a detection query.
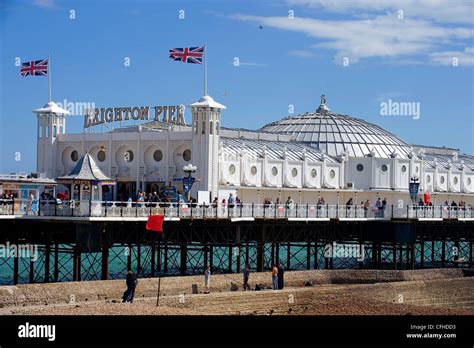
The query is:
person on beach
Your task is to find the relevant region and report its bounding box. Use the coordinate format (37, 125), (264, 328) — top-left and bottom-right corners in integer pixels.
(122, 271), (138, 303)
(243, 264), (250, 290)
(204, 266), (211, 293)
(271, 264), (278, 290)
(277, 261), (285, 290)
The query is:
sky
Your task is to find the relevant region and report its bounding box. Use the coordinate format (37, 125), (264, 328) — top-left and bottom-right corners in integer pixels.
(0, 0), (473, 173)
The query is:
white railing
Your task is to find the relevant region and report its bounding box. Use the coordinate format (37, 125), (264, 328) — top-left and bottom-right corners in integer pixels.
(0, 199), (473, 220)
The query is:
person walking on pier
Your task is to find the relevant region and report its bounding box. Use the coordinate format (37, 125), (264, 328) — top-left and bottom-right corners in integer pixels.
(122, 271), (138, 303)
(277, 262), (285, 290)
(243, 264), (250, 290)
(204, 266), (211, 293)
(271, 264), (278, 290)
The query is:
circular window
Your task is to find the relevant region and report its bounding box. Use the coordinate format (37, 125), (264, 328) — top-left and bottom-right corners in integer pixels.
(329, 169), (336, 179)
(183, 150), (191, 161)
(311, 168), (317, 178)
(229, 164), (236, 175)
(453, 177), (458, 185)
(426, 175), (431, 183)
(401, 165), (407, 173)
(356, 164), (364, 172)
(124, 150), (134, 162)
(271, 167), (278, 176)
(468, 178), (472, 186)
(153, 150), (163, 162)
(71, 150), (79, 162)
(291, 168), (298, 177)
(440, 176), (445, 184)
(251, 166), (257, 175)
(97, 150), (106, 162)
(381, 164), (388, 172)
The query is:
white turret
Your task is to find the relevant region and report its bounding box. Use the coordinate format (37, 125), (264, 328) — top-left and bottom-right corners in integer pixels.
(190, 95), (226, 199)
(33, 101), (69, 177)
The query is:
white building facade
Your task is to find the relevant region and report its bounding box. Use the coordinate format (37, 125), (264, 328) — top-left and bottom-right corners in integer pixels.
(33, 95), (474, 206)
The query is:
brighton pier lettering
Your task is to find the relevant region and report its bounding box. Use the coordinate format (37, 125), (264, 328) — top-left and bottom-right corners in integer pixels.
(84, 105), (185, 128)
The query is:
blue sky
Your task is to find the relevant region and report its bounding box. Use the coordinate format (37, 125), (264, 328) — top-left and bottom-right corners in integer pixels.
(1, 0), (473, 173)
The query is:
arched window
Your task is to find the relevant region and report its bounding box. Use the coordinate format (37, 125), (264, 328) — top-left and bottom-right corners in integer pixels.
(201, 120), (205, 134)
(215, 121), (220, 135)
(194, 120), (198, 135)
(38, 125), (42, 139)
(45, 125), (49, 138)
(210, 121), (213, 134)
(53, 125), (57, 138)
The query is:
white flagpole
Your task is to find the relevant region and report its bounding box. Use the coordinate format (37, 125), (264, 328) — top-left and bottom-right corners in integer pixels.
(204, 44), (207, 96)
(48, 54), (52, 102)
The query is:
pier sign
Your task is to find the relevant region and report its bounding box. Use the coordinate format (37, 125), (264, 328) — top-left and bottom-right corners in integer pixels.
(84, 104), (185, 128)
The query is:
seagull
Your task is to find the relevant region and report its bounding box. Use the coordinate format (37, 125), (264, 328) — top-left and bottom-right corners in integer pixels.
(259, 25), (263, 29)
(223, 91), (230, 96)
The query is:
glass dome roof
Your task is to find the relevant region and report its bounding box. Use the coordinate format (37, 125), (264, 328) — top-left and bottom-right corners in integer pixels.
(260, 95), (412, 159)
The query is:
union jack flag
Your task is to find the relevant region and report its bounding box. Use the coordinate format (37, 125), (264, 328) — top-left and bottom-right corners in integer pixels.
(20, 59), (49, 77)
(169, 47), (204, 64)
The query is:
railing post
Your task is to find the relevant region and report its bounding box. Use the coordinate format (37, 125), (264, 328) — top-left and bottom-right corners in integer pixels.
(326, 204), (329, 218)
(135, 202), (138, 217)
(391, 204), (393, 219)
(11, 197), (14, 215)
(71, 201), (74, 217)
(295, 203), (298, 218)
(263, 204), (266, 218)
(251, 203), (254, 217)
(120, 201), (123, 217)
(336, 204), (339, 219)
(104, 200), (108, 217)
(38, 198), (41, 216)
(177, 203), (180, 218)
(54, 199), (57, 216)
(240, 203), (243, 218)
(306, 203), (309, 218)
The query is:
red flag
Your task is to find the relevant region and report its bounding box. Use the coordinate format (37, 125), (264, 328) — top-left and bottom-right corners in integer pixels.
(146, 215), (164, 232)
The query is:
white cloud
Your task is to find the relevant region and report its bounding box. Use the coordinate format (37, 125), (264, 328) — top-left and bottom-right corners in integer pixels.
(288, 50), (316, 58)
(429, 47), (474, 66)
(33, 0), (55, 8)
(287, 0), (474, 24)
(230, 13), (473, 64)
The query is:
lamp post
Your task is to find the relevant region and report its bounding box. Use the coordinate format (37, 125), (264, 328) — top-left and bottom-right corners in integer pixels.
(182, 164), (197, 202)
(409, 176), (420, 204)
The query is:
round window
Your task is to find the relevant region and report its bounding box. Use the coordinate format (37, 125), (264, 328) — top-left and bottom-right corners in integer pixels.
(71, 150), (79, 162)
(229, 164), (236, 175)
(453, 177), (458, 185)
(440, 176), (445, 184)
(329, 169), (336, 179)
(183, 150), (191, 161)
(311, 168), (317, 178)
(153, 150), (163, 162)
(381, 164), (388, 172)
(124, 150), (134, 162)
(291, 168), (298, 177)
(356, 164), (364, 172)
(97, 150), (106, 162)
(271, 167), (278, 176)
(426, 175), (431, 183)
(251, 166), (257, 175)
(401, 165), (407, 173)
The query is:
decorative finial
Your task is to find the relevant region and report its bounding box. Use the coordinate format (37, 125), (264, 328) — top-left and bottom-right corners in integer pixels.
(316, 94), (330, 114)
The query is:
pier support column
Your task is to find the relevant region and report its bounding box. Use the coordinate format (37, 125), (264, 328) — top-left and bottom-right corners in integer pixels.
(420, 240), (424, 269)
(136, 244), (142, 276)
(44, 242), (51, 283)
(73, 248), (81, 282)
(256, 226), (265, 272)
(13, 249), (19, 285)
(228, 245), (233, 273)
(245, 242), (249, 268)
(271, 243), (275, 267)
(151, 244), (156, 277)
(431, 240), (435, 267)
(29, 257), (35, 283)
(203, 244), (208, 271)
(54, 243), (59, 282)
(235, 226), (241, 273)
(393, 243), (397, 270)
(287, 242), (291, 271)
(314, 242), (318, 269)
(157, 241), (162, 273)
(127, 243), (132, 272)
(164, 241), (169, 273)
(399, 244), (403, 269)
(441, 240), (446, 268)
(372, 242), (377, 268)
(101, 244), (109, 280)
(180, 242), (187, 276)
(209, 245), (214, 273)
(410, 243), (415, 270)
(470, 241), (473, 268)
(306, 242), (311, 270)
(275, 243), (280, 265)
